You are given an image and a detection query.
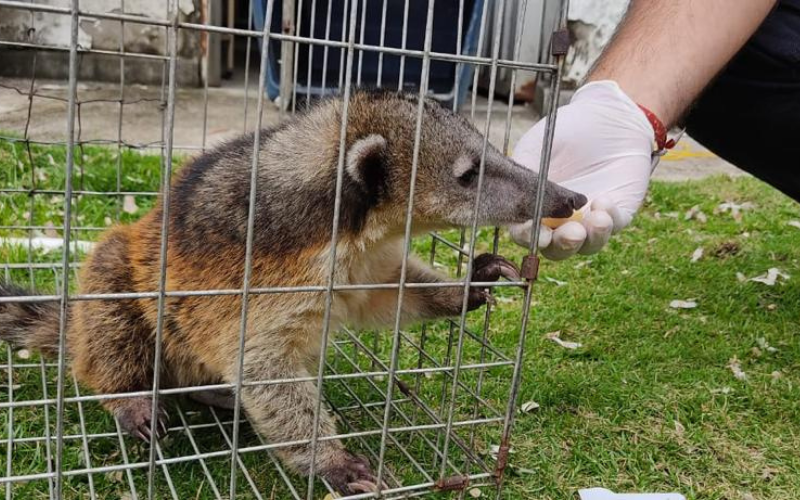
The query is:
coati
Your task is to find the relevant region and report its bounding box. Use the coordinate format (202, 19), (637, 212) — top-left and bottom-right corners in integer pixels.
(0, 90), (585, 495)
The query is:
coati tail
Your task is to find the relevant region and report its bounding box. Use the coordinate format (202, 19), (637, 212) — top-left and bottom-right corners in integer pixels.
(0, 282), (61, 358)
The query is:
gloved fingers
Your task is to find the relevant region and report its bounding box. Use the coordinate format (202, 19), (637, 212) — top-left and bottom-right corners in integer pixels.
(590, 197), (631, 234)
(578, 210), (614, 255)
(540, 221), (586, 261)
(508, 220), (553, 250)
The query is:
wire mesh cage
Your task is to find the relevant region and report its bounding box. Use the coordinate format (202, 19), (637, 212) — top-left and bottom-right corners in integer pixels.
(0, 0), (570, 498)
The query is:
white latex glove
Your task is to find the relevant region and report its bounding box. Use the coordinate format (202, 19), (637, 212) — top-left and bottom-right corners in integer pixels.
(509, 80), (655, 260)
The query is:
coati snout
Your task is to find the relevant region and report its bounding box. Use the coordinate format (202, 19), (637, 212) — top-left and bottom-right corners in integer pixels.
(0, 89), (584, 496)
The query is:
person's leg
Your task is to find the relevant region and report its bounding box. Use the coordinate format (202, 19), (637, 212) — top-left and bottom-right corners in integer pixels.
(683, 2), (800, 201)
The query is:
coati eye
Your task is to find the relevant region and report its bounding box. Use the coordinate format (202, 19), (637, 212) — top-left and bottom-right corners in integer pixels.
(453, 156), (479, 187)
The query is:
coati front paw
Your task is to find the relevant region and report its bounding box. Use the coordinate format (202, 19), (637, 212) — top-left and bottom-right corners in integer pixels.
(115, 396), (169, 443)
(467, 253), (521, 311)
(321, 452), (387, 495)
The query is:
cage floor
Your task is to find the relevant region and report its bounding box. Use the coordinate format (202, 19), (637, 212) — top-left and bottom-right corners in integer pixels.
(1, 315), (516, 499)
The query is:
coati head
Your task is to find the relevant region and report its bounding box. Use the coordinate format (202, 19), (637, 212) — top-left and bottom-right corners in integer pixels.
(168, 90), (586, 259)
(341, 90), (586, 233)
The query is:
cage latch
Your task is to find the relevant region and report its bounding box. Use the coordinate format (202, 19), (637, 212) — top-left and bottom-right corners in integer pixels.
(434, 474), (470, 491)
(520, 255), (540, 282)
(550, 28), (571, 56)
(493, 442), (512, 478)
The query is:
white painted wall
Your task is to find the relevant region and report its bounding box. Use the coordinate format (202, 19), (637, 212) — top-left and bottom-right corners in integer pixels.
(564, 0), (629, 84)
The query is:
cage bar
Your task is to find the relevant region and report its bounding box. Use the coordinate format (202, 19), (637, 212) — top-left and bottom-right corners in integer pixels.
(0, 0), (567, 498)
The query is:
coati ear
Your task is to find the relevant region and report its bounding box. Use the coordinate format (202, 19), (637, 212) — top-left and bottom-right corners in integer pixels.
(345, 134), (388, 190)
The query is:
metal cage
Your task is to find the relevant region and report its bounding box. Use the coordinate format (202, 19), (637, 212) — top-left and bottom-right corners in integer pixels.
(0, 0), (569, 498)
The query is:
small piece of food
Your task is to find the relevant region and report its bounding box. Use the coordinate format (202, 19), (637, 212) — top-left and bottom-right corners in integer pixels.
(541, 204), (587, 229)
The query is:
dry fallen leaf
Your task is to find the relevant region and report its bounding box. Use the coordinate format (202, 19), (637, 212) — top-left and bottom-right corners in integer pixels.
(713, 241), (741, 258)
(756, 337), (778, 353)
(43, 221), (58, 238)
(520, 401), (540, 413)
(691, 247), (704, 263)
(105, 470), (124, 483)
(544, 331), (582, 350)
(123, 195), (139, 214)
(574, 260), (592, 269)
(728, 357), (747, 380)
(16, 349), (31, 360)
(488, 445), (514, 460)
(748, 268), (790, 286)
(715, 201), (754, 222)
(670, 299), (697, 309)
(685, 205), (708, 223)
(736, 272), (747, 283)
(771, 371), (783, 380)
(468, 488), (482, 498)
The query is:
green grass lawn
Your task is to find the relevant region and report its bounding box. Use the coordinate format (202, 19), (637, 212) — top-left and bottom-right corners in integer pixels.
(1, 139), (799, 500)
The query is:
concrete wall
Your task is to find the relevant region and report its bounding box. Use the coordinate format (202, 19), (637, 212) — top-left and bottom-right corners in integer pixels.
(564, 0), (629, 85)
(0, 0), (204, 85)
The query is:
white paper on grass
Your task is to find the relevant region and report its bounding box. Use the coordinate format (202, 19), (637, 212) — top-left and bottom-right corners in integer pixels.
(545, 331), (582, 349)
(544, 276), (568, 286)
(0, 237), (95, 253)
(669, 300), (697, 309)
(579, 488), (686, 500)
(123, 195), (139, 214)
(749, 268), (789, 286)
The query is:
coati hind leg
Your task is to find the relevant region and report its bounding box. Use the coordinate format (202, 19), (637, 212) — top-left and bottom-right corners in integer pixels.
(233, 347), (381, 495)
(71, 298), (169, 443)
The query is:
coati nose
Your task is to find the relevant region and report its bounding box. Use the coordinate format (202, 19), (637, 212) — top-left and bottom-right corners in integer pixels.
(569, 192), (588, 212)
(542, 183), (588, 218)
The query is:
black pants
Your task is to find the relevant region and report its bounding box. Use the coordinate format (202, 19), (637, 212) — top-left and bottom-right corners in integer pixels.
(683, 1), (800, 201)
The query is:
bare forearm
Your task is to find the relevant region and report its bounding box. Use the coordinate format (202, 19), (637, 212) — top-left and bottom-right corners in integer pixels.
(587, 0), (777, 127)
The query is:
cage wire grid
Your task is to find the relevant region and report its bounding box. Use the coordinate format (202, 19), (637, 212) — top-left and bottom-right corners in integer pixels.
(0, 0), (569, 498)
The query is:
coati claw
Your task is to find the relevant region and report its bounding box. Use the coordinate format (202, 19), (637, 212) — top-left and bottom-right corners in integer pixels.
(467, 254), (521, 311)
(322, 453), (386, 495)
(471, 253), (521, 283)
(115, 396), (170, 443)
(348, 479), (382, 493)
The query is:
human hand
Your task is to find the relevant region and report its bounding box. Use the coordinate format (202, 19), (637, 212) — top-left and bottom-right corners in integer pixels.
(509, 80), (656, 260)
